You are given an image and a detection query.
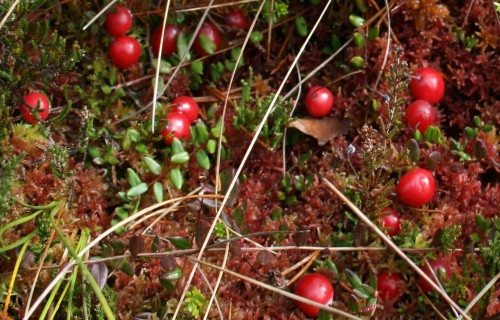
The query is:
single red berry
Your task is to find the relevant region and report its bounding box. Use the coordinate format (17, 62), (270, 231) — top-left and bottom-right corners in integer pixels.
(161, 111), (191, 145)
(109, 36), (141, 69)
(377, 270), (403, 301)
(409, 68), (445, 104)
(151, 24), (181, 57)
(380, 207), (401, 237)
(105, 5), (133, 36)
(396, 168), (436, 207)
(171, 96), (199, 123)
(20, 92), (51, 124)
(304, 86), (334, 118)
(294, 273), (334, 317)
(406, 99), (436, 133)
(193, 22), (221, 57)
(225, 10), (248, 30)
(417, 258), (452, 294)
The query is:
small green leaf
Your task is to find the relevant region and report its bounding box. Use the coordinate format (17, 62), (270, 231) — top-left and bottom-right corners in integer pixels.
(153, 182), (163, 203)
(196, 149), (210, 170)
(206, 139), (216, 154)
(152, 58), (172, 74)
(171, 137), (185, 154)
(160, 267), (183, 290)
(127, 182), (148, 198)
(271, 207), (282, 221)
(349, 15), (365, 27)
(326, 259), (339, 278)
(170, 168), (183, 189)
(345, 269), (363, 289)
(135, 143), (148, 154)
(115, 207), (128, 220)
(88, 146), (101, 158)
(481, 124), (493, 133)
(368, 26), (380, 40)
(250, 31), (263, 44)
(331, 34), (341, 52)
(473, 116), (482, 127)
(191, 60), (203, 74)
(171, 151), (190, 164)
(353, 32), (365, 48)
(355, 0), (368, 12)
(424, 126), (440, 142)
(111, 219), (126, 235)
(318, 310), (332, 320)
(127, 168), (142, 187)
(101, 85), (112, 94)
(199, 34), (216, 55)
(414, 129), (422, 142)
(353, 288), (370, 299)
(350, 56), (364, 69)
(295, 16), (308, 36)
(143, 156), (162, 175)
(119, 260), (134, 276)
(195, 124), (209, 144)
(109, 68), (117, 85)
(469, 232), (481, 243)
(464, 126), (477, 139)
(168, 236), (190, 249)
(176, 31), (190, 60)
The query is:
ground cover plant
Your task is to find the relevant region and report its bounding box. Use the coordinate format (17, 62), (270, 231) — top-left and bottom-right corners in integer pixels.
(0, 0), (499, 319)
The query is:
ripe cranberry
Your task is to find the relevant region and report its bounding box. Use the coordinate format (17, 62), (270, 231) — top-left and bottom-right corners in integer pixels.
(294, 273), (334, 317)
(20, 92), (51, 124)
(109, 36), (141, 69)
(193, 22), (221, 56)
(417, 258), (452, 294)
(151, 24), (181, 57)
(377, 270), (403, 301)
(161, 112), (191, 145)
(380, 207), (401, 237)
(171, 96), (199, 123)
(105, 5), (133, 36)
(409, 68), (445, 104)
(224, 10), (248, 30)
(406, 99), (436, 133)
(304, 86), (334, 118)
(396, 168), (436, 207)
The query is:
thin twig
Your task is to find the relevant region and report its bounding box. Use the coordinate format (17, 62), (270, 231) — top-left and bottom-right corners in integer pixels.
(287, 250), (320, 286)
(151, 0), (172, 133)
(82, 0), (120, 31)
(0, 0), (20, 30)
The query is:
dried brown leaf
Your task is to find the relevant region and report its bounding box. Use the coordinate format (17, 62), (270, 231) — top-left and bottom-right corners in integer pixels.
(288, 117), (350, 145)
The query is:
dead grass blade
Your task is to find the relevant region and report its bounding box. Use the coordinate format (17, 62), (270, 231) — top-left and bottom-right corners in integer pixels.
(0, 0), (20, 30)
(82, 0), (119, 31)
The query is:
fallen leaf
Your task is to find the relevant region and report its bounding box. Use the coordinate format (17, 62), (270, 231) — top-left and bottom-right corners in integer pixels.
(288, 117), (351, 145)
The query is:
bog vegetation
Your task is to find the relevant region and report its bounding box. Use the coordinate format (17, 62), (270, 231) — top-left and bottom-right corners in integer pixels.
(0, 0), (499, 319)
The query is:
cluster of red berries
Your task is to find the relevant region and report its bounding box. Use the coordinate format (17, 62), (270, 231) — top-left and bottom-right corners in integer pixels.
(106, 6), (141, 69)
(406, 67), (445, 134)
(160, 96), (199, 145)
(395, 68), (445, 209)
